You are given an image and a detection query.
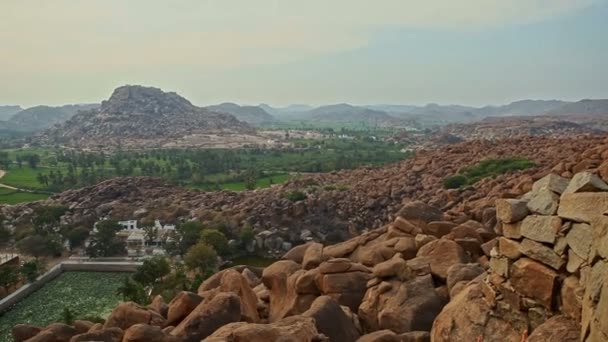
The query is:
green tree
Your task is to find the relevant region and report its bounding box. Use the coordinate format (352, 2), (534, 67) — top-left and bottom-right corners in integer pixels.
(86, 220), (126, 258)
(133, 256), (171, 287)
(63, 226), (90, 250)
(116, 276), (149, 305)
(0, 151), (10, 169)
(20, 260), (44, 282)
(32, 205), (68, 233)
(184, 242), (217, 275)
(0, 265), (20, 290)
(17, 234), (63, 258)
(177, 221), (204, 255)
(244, 169), (257, 190)
(200, 229), (229, 256)
(239, 225), (255, 248)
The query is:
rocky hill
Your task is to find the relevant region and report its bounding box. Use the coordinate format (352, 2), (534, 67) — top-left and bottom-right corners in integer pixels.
(439, 116), (604, 141)
(12, 167), (608, 341)
(546, 99), (608, 117)
(6, 104), (98, 132)
(37, 86), (257, 149)
(205, 103), (276, 125)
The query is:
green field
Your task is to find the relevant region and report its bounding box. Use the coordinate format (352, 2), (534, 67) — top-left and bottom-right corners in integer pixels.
(189, 173), (291, 192)
(0, 272), (128, 342)
(2, 166), (48, 190)
(0, 138), (410, 203)
(0, 188), (48, 204)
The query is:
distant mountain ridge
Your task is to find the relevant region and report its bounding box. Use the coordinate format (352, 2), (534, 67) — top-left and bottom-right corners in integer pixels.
(206, 102), (276, 125)
(0, 105), (23, 121)
(7, 104), (99, 132)
(38, 85), (253, 149)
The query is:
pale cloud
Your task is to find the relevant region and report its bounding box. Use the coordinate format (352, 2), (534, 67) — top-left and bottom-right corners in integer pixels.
(0, 0), (598, 73)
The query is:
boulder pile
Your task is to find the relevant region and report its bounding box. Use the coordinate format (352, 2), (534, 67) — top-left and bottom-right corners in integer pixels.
(14, 200), (496, 342)
(432, 171), (608, 341)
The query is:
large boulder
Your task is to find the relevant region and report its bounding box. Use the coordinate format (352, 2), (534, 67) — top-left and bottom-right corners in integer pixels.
(562, 171), (608, 194)
(356, 330), (400, 342)
(532, 173), (569, 194)
(170, 292), (241, 342)
(359, 275), (444, 334)
(104, 302), (166, 330)
(495, 199), (528, 223)
(527, 188), (559, 215)
(303, 296), (360, 342)
(315, 264), (371, 311)
(12, 324), (42, 342)
(166, 292), (203, 326)
(25, 323), (78, 342)
(202, 315), (321, 342)
(397, 201), (443, 227)
(261, 260), (314, 321)
(122, 324), (179, 342)
(445, 263), (484, 293)
(302, 242), (325, 270)
(214, 269), (260, 322)
(148, 295), (169, 318)
(510, 258), (558, 309)
(431, 281), (524, 342)
(527, 315), (579, 342)
(558, 193), (608, 223)
(282, 243), (313, 264)
(69, 327), (124, 342)
(415, 239), (468, 281)
(520, 215), (562, 244)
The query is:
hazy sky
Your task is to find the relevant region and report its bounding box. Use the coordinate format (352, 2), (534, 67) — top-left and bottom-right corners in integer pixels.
(1, 0), (607, 107)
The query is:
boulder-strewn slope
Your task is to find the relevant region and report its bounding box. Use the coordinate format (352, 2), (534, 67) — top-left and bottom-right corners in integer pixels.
(4, 135), (606, 253)
(17, 169), (608, 341)
(37, 85), (255, 149)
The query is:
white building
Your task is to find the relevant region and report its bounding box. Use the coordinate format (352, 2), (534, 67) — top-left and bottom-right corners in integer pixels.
(119, 220), (138, 230)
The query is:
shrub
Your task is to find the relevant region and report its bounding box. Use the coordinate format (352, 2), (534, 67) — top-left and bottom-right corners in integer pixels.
(443, 175), (468, 189)
(282, 190), (307, 202)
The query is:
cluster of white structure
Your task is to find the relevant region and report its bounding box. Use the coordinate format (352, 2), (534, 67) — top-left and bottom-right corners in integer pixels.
(91, 219), (177, 257)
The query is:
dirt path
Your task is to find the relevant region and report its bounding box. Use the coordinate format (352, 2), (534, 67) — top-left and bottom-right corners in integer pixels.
(0, 169), (24, 191)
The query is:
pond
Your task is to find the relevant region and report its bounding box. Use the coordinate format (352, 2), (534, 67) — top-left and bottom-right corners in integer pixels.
(0, 272), (128, 342)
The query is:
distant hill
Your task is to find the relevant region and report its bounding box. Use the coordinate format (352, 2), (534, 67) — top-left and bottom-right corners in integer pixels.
(475, 100), (568, 117)
(0, 105), (23, 121)
(545, 99), (608, 117)
(8, 104), (99, 132)
(297, 103), (412, 128)
(38, 85), (253, 149)
(206, 102), (275, 125)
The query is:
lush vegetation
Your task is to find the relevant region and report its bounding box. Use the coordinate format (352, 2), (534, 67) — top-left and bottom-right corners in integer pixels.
(443, 158), (535, 189)
(0, 135), (409, 203)
(0, 188), (48, 204)
(0, 272), (127, 342)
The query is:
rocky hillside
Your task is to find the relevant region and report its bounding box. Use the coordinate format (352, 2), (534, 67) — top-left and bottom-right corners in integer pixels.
(205, 103), (276, 125)
(439, 116), (604, 141)
(13, 169), (608, 341)
(37, 86), (256, 149)
(4, 135), (606, 256)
